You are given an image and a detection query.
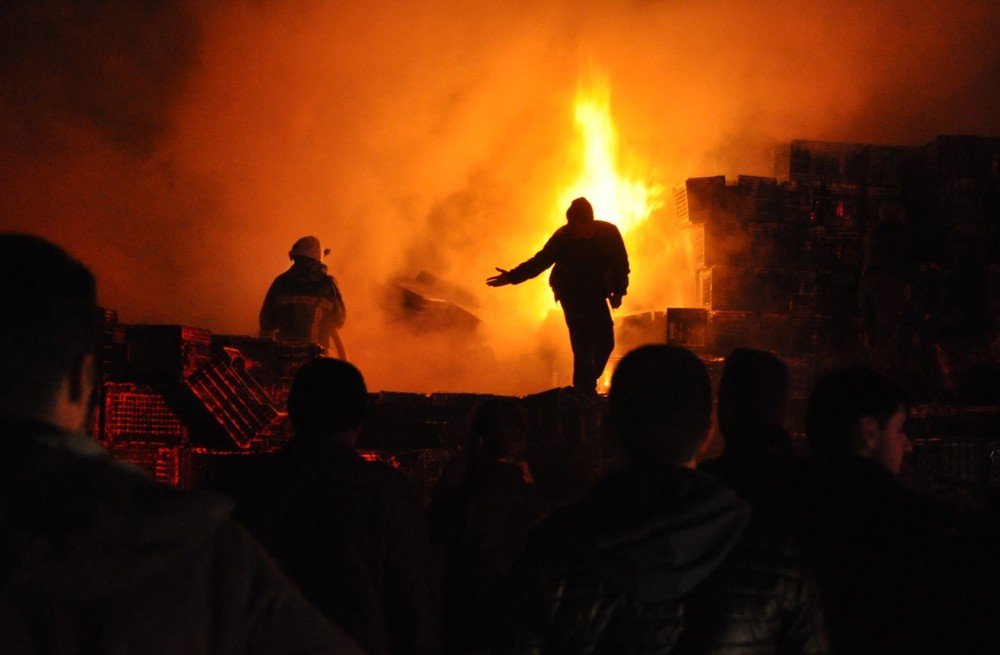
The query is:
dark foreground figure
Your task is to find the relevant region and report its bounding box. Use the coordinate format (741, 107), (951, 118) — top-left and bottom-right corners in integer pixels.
(789, 367), (997, 654)
(260, 235), (348, 358)
(429, 398), (542, 654)
(699, 348), (798, 513)
(0, 234), (360, 653)
(487, 197), (629, 393)
(212, 358), (441, 655)
(509, 345), (829, 654)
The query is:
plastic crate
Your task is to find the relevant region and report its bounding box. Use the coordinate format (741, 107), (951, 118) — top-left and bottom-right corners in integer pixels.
(108, 444), (188, 487)
(679, 176), (727, 225)
(699, 266), (753, 311)
(617, 311), (668, 352)
(123, 325), (211, 383)
(184, 350), (279, 450)
(707, 310), (759, 353)
(666, 308), (708, 347)
(101, 382), (187, 445)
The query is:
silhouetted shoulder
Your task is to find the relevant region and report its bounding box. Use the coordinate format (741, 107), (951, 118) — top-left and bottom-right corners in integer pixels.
(594, 220), (622, 233)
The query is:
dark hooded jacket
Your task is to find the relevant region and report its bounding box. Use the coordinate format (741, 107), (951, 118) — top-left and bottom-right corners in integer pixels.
(260, 257), (346, 345)
(506, 221), (629, 303)
(0, 420), (362, 654)
(509, 465), (829, 654)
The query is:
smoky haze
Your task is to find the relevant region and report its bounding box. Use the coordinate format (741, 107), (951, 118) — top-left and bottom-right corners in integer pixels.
(2, 0), (998, 393)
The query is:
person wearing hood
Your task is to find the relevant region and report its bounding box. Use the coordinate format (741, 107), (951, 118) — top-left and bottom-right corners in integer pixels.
(509, 345), (829, 654)
(0, 233), (362, 654)
(699, 348), (799, 513)
(260, 235), (347, 359)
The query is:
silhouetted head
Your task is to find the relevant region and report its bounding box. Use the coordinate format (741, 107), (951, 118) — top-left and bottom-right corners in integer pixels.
(806, 366), (911, 473)
(287, 358), (367, 444)
(469, 397), (528, 462)
(288, 235), (330, 262)
(0, 234), (100, 427)
(566, 197), (595, 224)
(609, 345), (713, 467)
(718, 348), (789, 451)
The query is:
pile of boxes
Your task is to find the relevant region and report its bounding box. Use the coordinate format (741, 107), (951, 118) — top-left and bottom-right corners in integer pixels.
(670, 135), (1000, 359)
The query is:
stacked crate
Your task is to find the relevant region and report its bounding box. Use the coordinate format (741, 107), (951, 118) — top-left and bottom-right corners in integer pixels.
(665, 308), (708, 348)
(101, 382), (188, 446)
(184, 348), (279, 450)
(676, 176), (753, 351)
(616, 311), (668, 352)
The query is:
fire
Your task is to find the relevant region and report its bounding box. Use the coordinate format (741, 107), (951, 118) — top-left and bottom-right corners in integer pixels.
(557, 73), (664, 239)
(531, 70), (667, 391)
(527, 71), (665, 324)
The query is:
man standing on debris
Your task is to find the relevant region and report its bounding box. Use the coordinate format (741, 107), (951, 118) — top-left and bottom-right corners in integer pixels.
(261, 235), (348, 359)
(487, 197), (629, 394)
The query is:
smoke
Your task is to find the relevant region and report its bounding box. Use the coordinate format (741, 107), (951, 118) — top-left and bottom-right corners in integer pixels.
(2, 0), (998, 392)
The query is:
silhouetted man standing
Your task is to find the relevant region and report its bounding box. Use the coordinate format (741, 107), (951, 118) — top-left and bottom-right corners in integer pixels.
(487, 197), (629, 393)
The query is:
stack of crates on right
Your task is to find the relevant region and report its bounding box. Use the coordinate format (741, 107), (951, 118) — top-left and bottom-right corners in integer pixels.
(676, 175), (755, 353)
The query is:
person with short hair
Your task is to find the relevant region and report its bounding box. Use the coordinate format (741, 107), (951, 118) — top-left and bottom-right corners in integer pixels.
(791, 366), (991, 654)
(486, 197), (629, 394)
(509, 345), (829, 654)
(219, 358), (441, 655)
(0, 233), (361, 653)
(700, 348), (798, 511)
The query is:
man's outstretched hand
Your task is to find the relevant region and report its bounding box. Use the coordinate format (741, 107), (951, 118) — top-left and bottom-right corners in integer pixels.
(486, 267), (512, 287)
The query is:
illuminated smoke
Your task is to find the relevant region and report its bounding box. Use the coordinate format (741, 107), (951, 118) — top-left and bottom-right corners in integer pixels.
(1, 0), (998, 392)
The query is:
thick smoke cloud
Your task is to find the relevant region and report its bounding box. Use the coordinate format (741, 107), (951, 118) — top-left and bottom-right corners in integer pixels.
(2, 0), (998, 392)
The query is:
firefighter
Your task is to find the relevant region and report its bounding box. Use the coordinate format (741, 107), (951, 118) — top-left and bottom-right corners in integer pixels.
(487, 197), (629, 394)
(260, 236), (347, 359)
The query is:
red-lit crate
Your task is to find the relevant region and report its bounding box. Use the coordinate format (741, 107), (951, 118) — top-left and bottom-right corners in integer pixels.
(107, 444), (188, 487)
(184, 351), (279, 450)
(101, 382), (187, 445)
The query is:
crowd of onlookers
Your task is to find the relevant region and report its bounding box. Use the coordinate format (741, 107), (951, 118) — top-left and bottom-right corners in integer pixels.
(2, 232), (999, 654)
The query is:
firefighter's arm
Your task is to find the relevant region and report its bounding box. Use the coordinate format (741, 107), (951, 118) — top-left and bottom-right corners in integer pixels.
(259, 283), (279, 338)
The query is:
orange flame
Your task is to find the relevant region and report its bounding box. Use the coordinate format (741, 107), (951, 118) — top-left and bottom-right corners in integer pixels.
(557, 73), (664, 240)
(527, 70), (668, 391)
(528, 72), (666, 324)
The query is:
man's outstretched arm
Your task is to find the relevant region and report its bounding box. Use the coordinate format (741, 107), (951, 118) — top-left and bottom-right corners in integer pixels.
(486, 237), (558, 287)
